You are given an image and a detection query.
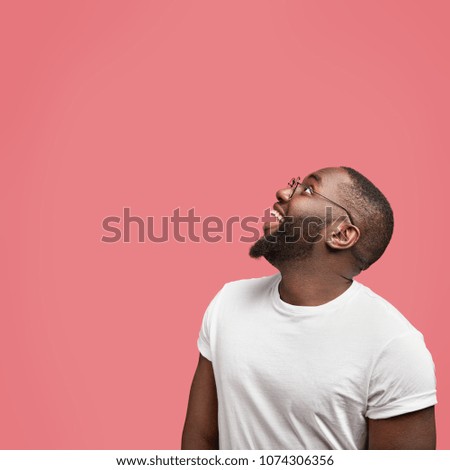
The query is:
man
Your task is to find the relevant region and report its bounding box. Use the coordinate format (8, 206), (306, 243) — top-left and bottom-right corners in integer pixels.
(181, 167), (437, 450)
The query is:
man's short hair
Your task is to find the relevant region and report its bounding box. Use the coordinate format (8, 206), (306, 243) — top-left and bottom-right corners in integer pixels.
(339, 167), (394, 270)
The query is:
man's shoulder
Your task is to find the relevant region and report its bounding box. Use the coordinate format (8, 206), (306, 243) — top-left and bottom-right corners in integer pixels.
(204, 274), (279, 316)
(216, 273), (280, 300)
(354, 281), (405, 316)
(223, 273), (280, 289)
(352, 280), (420, 337)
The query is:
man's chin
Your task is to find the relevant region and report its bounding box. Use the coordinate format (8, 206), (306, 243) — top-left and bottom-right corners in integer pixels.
(248, 240), (281, 268)
(249, 232), (315, 266)
(249, 234), (276, 259)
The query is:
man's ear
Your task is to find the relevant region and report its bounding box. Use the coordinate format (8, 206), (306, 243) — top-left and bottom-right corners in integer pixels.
(325, 221), (360, 250)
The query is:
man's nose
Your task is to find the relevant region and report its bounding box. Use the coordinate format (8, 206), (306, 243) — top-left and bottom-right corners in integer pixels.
(276, 185), (294, 202)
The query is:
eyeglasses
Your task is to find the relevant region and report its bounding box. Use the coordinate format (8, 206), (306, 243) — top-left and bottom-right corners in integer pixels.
(288, 177), (355, 225)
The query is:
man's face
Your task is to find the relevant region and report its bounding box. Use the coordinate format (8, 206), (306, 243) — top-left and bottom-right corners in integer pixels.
(249, 167), (351, 267)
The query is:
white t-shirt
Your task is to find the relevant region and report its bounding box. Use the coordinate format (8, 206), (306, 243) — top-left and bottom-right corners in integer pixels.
(197, 273), (437, 450)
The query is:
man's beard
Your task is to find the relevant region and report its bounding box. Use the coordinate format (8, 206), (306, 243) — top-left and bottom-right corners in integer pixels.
(249, 215), (325, 267)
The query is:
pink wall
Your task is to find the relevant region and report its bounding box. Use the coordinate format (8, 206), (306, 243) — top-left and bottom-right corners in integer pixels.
(1, 0), (448, 449)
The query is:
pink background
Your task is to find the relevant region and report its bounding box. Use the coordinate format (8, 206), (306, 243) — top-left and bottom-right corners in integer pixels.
(1, 0), (448, 449)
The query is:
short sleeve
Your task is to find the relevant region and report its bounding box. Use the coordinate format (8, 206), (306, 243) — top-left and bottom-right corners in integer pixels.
(197, 287), (224, 362)
(365, 331), (437, 419)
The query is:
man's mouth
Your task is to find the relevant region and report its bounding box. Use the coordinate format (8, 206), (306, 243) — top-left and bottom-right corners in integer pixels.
(263, 206), (286, 232)
(270, 208), (285, 223)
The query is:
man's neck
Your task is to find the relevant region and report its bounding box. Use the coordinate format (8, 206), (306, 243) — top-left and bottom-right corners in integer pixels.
(277, 262), (353, 307)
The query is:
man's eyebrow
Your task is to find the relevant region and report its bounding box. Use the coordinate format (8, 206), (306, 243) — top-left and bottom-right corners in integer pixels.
(305, 173), (322, 184)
